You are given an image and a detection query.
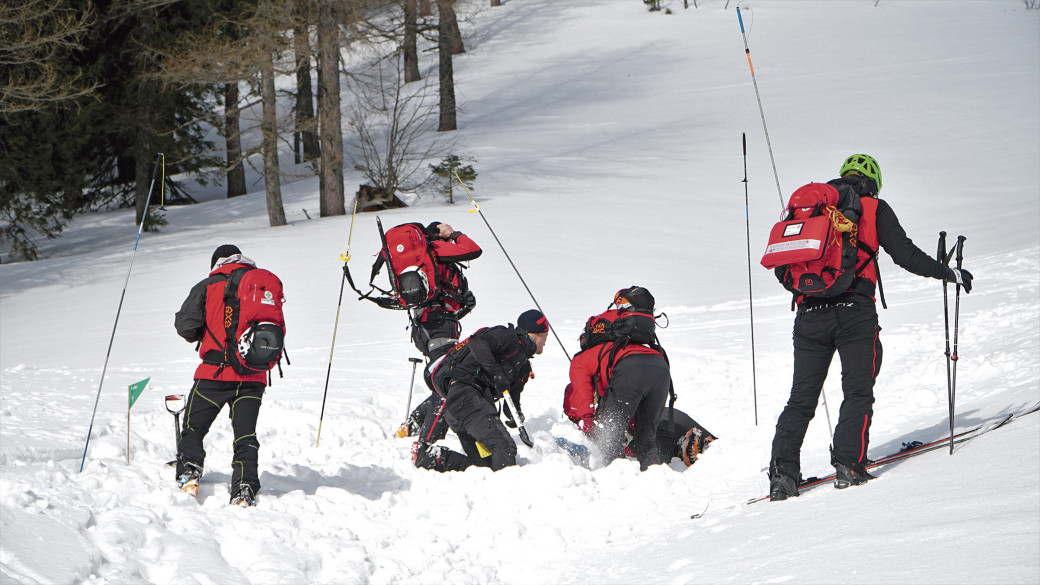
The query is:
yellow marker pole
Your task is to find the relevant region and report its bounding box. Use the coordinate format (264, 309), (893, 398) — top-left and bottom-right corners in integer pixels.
(317, 198), (359, 447)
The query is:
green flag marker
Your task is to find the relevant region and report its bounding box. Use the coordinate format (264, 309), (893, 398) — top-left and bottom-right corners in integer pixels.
(128, 378), (150, 410)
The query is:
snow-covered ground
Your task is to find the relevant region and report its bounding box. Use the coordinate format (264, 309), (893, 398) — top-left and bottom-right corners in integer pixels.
(2, 1), (1038, 583)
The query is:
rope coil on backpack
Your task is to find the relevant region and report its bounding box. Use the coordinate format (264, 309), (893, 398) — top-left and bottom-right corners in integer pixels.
(825, 205), (858, 247)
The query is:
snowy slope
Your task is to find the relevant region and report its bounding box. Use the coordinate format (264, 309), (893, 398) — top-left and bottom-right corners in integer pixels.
(1, 1), (1038, 584)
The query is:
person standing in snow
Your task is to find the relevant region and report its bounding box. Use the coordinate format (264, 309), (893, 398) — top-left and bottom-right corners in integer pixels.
(768, 154), (974, 501)
(412, 309), (548, 472)
(173, 244), (268, 506)
(564, 286), (674, 470)
(398, 221), (482, 442)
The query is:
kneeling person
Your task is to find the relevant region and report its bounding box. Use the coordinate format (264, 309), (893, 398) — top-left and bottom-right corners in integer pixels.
(413, 309), (548, 472)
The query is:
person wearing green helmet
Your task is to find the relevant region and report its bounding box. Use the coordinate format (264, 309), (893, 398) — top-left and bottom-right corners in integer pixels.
(768, 154), (974, 501)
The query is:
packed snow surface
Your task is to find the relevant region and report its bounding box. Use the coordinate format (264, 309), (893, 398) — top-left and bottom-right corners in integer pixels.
(1, 1), (1038, 584)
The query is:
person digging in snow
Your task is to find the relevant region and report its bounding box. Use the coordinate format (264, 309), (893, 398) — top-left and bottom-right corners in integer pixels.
(412, 309), (547, 472)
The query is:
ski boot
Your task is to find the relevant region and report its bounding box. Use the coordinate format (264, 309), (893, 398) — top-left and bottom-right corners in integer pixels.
(833, 462), (876, 489)
(176, 462), (203, 498)
(230, 484), (257, 507)
(769, 472), (800, 501)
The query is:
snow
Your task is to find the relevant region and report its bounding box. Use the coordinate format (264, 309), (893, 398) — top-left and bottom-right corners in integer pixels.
(2, 0), (1039, 583)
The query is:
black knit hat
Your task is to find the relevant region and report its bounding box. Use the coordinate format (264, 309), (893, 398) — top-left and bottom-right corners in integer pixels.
(211, 244), (241, 269)
(426, 222), (442, 235)
(517, 309), (548, 334)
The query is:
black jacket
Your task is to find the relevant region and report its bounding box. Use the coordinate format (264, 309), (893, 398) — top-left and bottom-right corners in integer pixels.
(431, 325), (536, 403)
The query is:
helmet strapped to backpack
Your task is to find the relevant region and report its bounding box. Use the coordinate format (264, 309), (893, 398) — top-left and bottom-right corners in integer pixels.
(839, 154), (882, 196)
(205, 266), (287, 376)
(344, 218), (461, 311)
(612, 286), (655, 314)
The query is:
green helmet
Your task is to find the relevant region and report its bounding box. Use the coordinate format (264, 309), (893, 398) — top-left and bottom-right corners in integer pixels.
(840, 154), (882, 195)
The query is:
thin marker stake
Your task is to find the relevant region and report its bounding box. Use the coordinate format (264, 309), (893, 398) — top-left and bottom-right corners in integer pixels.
(80, 153), (164, 472)
(737, 6), (784, 208)
(454, 173), (571, 360)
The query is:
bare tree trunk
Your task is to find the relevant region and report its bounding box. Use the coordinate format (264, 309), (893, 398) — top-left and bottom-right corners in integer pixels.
(444, 0), (465, 54)
(317, 0), (345, 216)
(225, 82), (247, 197)
(294, 21), (320, 164)
(419, 0), (432, 16)
(403, 0), (420, 83)
(491, 0), (502, 6)
(437, 0), (457, 132)
(260, 54), (287, 227)
(134, 135), (151, 226)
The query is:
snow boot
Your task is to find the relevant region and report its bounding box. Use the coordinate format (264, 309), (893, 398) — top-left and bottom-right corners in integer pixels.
(176, 462), (203, 498)
(769, 472), (800, 501)
(411, 441), (447, 471)
(833, 461), (876, 489)
(230, 484), (257, 507)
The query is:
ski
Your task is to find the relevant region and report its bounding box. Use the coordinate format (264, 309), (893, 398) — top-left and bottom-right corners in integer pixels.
(745, 405), (1038, 506)
(692, 405), (1039, 517)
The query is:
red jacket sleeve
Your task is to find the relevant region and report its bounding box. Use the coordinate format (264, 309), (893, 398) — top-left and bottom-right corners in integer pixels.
(433, 234), (482, 262)
(565, 348), (603, 430)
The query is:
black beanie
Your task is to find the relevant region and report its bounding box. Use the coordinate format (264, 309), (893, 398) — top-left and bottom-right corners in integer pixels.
(517, 309), (548, 333)
(426, 222), (442, 235)
(211, 244), (241, 269)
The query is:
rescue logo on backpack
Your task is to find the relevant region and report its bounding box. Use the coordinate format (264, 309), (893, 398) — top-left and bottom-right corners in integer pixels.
(221, 267), (286, 374)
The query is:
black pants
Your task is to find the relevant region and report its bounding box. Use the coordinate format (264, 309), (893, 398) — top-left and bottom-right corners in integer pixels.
(438, 382), (517, 471)
(771, 303), (882, 478)
(176, 379), (265, 493)
(414, 392), (450, 443)
(412, 311), (460, 358)
(596, 353), (670, 470)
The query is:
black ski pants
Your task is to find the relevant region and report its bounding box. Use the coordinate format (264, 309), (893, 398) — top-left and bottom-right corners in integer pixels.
(439, 382), (517, 471)
(771, 303), (882, 478)
(595, 353), (670, 470)
(177, 379), (265, 493)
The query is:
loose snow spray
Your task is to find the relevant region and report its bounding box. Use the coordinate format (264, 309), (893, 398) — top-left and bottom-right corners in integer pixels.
(80, 153), (165, 472)
(736, 5), (784, 209)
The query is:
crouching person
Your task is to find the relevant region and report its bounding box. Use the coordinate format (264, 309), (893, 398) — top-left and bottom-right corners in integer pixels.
(412, 310), (548, 472)
(565, 286), (673, 470)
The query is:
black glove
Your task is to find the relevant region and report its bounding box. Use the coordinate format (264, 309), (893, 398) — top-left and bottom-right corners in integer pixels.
(491, 374), (509, 399)
(945, 268), (973, 294)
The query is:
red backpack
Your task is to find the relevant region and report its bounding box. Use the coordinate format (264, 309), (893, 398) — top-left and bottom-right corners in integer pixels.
(220, 267), (286, 374)
(761, 182), (875, 298)
(347, 219), (453, 310)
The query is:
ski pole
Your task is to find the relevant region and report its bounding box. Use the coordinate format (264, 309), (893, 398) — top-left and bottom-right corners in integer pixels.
(949, 235), (966, 454)
(741, 133), (759, 426)
(502, 390), (533, 448)
(937, 231), (955, 453)
(80, 153), (164, 473)
(453, 172), (571, 360)
(736, 6), (784, 209)
(402, 357), (423, 426)
(164, 394), (186, 466)
(317, 198), (359, 447)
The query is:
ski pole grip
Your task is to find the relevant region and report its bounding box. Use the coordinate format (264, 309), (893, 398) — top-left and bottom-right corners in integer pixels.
(737, 7), (745, 33)
(937, 231), (947, 263)
(956, 235), (966, 268)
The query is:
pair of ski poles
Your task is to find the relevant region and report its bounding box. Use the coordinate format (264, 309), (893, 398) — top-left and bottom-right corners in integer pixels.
(938, 231), (966, 455)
